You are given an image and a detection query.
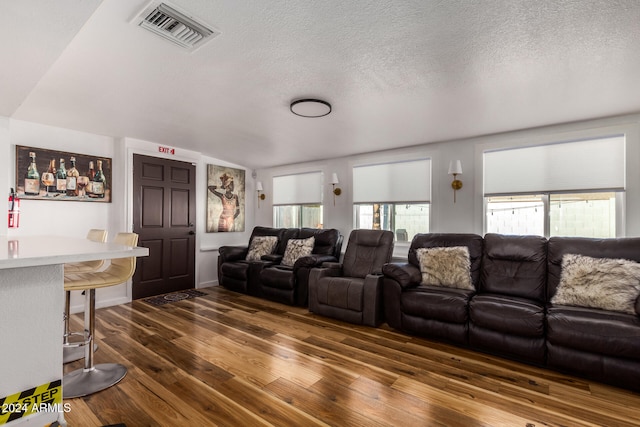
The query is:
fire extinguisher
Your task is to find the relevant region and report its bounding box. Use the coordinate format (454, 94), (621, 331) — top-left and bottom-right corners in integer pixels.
(8, 188), (20, 228)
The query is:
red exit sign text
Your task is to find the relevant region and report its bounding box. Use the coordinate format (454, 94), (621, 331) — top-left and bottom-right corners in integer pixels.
(159, 146), (175, 155)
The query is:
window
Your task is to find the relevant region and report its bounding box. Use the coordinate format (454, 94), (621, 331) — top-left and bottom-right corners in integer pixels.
(273, 172), (323, 228)
(274, 204), (323, 228)
(484, 136), (625, 237)
(550, 193), (617, 237)
(486, 192), (617, 238)
(486, 194), (544, 236)
(353, 159), (431, 241)
(354, 203), (429, 242)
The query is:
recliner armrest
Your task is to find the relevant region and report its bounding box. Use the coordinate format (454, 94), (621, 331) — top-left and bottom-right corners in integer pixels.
(382, 262), (421, 289)
(219, 245), (248, 262)
(311, 263), (344, 280)
(364, 272), (384, 280)
(294, 254), (338, 269)
(362, 273), (385, 326)
(321, 261), (342, 270)
(262, 254), (284, 263)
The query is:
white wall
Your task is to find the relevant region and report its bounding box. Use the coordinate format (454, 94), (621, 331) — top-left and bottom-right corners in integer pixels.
(3, 119), (120, 311)
(3, 112), (639, 310)
(1, 119), (254, 312)
(7, 119), (115, 238)
(256, 113), (640, 258)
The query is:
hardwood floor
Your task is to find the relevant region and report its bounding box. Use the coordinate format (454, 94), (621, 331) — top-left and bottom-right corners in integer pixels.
(63, 286), (640, 427)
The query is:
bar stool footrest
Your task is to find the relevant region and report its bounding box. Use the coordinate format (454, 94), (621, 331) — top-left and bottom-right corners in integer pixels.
(63, 343), (98, 364)
(63, 330), (91, 348)
(63, 363), (127, 398)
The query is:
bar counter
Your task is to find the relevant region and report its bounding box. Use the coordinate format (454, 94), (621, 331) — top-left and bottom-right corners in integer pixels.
(0, 235), (148, 426)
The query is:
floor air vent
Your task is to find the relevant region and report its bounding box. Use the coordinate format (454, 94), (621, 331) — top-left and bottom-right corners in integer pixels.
(136, 3), (219, 52)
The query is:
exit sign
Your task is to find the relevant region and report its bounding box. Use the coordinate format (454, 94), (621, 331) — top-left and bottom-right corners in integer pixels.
(159, 146), (175, 155)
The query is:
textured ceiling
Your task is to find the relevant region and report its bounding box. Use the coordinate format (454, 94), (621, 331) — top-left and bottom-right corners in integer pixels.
(3, 0), (640, 168)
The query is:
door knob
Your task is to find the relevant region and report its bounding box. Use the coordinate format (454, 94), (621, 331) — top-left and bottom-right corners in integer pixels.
(189, 230), (195, 235)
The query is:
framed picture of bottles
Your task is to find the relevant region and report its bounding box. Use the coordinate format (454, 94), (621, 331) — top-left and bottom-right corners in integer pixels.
(15, 145), (112, 203)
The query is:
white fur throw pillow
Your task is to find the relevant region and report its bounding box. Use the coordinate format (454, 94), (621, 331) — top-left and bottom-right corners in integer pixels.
(417, 246), (473, 290)
(282, 237), (315, 267)
(246, 236), (278, 261)
(552, 254), (640, 314)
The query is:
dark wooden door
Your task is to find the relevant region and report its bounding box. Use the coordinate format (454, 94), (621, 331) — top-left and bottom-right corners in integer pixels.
(132, 154), (196, 299)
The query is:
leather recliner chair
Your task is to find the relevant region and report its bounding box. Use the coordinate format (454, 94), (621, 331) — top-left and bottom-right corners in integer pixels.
(469, 233), (548, 364)
(383, 233), (483, 344)
(217, 226), (288, 295)
(258, 228), (343, 306)
(546, 236), (640, 388)
(308, 229), (394, 326)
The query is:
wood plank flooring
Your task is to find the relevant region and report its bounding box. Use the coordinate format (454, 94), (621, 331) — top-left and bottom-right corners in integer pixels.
(63, 286), (640, 426)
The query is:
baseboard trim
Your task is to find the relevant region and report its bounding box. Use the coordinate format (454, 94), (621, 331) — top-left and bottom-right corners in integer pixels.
(198, 280), (218, 288)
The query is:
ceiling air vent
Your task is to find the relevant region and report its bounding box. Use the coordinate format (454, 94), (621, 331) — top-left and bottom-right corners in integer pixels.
(136, 3), (219, 52)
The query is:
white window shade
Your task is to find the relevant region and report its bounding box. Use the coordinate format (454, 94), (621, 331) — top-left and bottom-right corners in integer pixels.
(273, 172), (323, 205)
(353, 159), (431, 203)
(484, 136), (625, 195)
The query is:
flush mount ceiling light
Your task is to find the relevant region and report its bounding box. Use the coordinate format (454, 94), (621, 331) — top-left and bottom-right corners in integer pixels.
(290, 99), (332, 118)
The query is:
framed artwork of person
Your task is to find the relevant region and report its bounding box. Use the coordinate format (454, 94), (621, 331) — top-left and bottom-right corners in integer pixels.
(206, 164), (245, 232)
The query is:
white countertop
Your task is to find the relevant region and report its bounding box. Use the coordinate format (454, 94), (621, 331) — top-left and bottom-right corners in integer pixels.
(0, 235), (149, 269)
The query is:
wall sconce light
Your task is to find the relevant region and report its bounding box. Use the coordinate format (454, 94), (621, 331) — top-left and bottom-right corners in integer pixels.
(448, 160), (463, 203)
(330, 173), (341, 205)
(256, 181), (265, 207)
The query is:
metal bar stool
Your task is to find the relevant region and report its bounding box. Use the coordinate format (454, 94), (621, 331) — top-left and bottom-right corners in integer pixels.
(63, 232), (139, 398)
(63, 229), (108, 363)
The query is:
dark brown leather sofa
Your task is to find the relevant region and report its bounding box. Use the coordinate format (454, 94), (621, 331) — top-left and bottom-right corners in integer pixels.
(218, 226), (342, 306)
(382, 233), (483, 345)
(546, 236), (640, 390)
(383, 232), (640, 391)
(470, 233), (548, 364)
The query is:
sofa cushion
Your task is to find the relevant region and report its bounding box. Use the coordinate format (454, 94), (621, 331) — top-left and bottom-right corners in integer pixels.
(408, 233), (483, 289)
(481, 233), (547, 302)
(315, 276), (364, 311)
(401, 285), (473, 323)
(470, 294), (545, 337)
(552, 254), (640, 314)
(282, 237), (315, 267)
(547, 236), (640, 301)
(246, 236), (278, 261)
(547, 305), (640, 359)
(417, 246), (473, 290)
